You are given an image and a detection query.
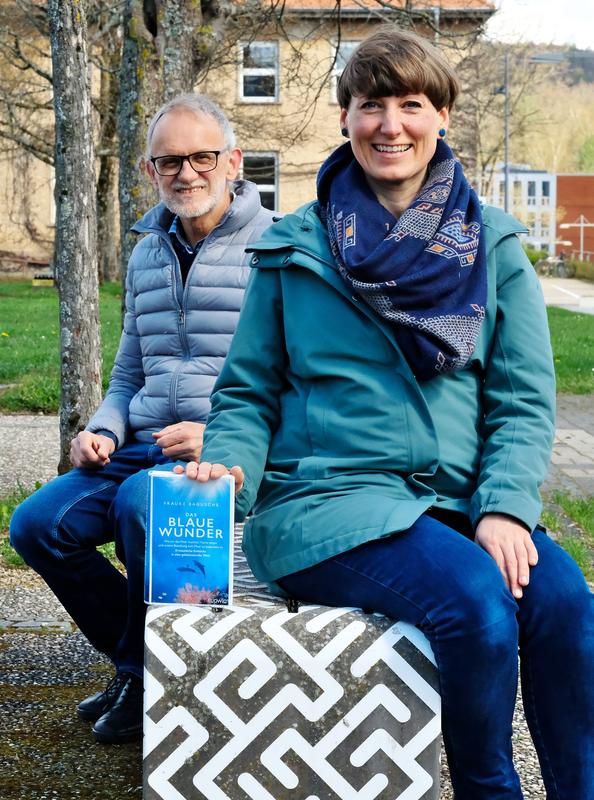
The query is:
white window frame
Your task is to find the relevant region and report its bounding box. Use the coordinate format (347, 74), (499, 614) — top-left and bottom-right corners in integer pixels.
(238, 41), (279, 103)
(330, 40), (360, 103)
(242, 151), (278, 210)
(49, 169), (56, 227)
(498, 180), (506, 207)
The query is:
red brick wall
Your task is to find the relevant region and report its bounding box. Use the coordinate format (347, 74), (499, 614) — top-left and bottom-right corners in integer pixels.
(556, 175), (594, 261)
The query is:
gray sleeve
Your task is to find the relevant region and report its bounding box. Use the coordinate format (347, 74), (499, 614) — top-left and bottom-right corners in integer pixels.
(85, 257), (145, 447)
(470, 235), (556, 531)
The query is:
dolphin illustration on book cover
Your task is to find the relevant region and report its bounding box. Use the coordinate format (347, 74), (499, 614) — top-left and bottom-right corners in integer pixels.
(145, 471), (234, 606)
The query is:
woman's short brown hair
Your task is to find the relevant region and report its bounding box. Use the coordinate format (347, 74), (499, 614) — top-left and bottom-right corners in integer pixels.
(337, 27), (460, 111)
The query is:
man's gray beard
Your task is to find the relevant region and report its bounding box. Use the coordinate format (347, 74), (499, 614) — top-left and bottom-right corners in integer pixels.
(160, 181), (225, 220)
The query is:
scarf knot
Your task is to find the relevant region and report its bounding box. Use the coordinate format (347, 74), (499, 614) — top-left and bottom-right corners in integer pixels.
(317, 140), (487, 380)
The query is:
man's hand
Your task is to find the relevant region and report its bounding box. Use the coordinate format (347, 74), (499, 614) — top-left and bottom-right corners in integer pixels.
(475, 513), (538, 599)
(173, 461), (245, 494)
(152, 422), (205, 461)
(70, 431), (115, 469)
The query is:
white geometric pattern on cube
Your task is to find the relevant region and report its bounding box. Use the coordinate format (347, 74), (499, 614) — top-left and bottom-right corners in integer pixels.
(143, 526), (441, 800)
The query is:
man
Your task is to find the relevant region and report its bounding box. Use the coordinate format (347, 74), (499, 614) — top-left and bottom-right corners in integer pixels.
(9, 93), (274, 744)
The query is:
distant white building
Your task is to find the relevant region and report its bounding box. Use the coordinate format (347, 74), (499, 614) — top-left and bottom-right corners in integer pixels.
(480, 164), (556, 253)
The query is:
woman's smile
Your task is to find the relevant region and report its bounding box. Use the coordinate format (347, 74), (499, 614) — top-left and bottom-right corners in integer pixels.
(341, 93), (448, 214)
(372, 143), (412, 153)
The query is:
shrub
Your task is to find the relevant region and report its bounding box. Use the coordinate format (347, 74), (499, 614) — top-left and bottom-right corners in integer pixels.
(571, 258), (594, 282)
(523, 246), (547, 266)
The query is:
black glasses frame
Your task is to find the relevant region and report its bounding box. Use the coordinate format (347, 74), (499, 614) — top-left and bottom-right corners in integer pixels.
(150, 150), (224, 176)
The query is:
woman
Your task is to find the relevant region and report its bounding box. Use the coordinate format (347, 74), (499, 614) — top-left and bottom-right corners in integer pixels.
(178, 29), (594, 797)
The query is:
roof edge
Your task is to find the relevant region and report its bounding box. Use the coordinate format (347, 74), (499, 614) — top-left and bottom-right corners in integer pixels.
(284, 7), (494, 18)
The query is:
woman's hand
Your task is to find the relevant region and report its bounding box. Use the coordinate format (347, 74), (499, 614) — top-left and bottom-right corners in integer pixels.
(475, 513), (538, 599)
(173, 461), (245, 494)
(152, 421), (205, 461)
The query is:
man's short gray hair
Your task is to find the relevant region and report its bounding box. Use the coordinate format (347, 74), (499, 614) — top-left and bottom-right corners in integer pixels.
(145, 93), (236, 158)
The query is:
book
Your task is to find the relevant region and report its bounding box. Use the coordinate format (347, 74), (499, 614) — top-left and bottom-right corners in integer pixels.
(145, 470), (234, 606)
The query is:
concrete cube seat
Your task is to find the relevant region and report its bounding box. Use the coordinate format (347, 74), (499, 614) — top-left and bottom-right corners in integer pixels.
(143, 530), (441, 800)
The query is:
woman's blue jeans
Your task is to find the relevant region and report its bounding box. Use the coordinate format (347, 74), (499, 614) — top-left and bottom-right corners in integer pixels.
(9, 441), (179, 678)
(278, 514), (594, 799)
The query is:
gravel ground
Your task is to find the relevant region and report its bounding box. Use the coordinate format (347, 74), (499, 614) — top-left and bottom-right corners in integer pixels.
(0, 413), (59, 495)
(0, 411), (580, 798)
(0, 628), (142, 800)
(0, 579), (546, 800)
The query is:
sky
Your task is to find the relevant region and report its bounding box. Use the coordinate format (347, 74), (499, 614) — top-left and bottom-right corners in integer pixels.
(485, 0), (594, 51)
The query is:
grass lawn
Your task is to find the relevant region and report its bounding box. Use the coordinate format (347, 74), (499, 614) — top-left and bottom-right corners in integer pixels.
(0, 281), (122, 413)
(547, 307), (594, 394)
(541, 492), (594, 582)
(0, 483), (37, 567)
(1, 280), (593, 575)
(0, 282), (593, 414)
(541, 504), (594, 582)
(0, 482), (118, 569)
(553, 492), (594, 540)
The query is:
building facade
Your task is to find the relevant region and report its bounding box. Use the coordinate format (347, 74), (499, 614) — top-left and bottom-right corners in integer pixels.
(556, 174), (594, 262)
(481, 165), (556, 252)
(482, 167), (594, 260)
(204, 0), (495, 214)
(0, 0), (495, 270)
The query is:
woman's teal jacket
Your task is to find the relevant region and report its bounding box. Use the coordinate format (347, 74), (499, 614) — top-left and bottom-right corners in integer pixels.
(201, 201), (556, 589)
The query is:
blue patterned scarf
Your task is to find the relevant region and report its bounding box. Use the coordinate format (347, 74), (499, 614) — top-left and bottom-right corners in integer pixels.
(317, 139), (487, 380)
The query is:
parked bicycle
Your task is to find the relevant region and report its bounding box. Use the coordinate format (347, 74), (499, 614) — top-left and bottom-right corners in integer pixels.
(535, 255), (574, 279)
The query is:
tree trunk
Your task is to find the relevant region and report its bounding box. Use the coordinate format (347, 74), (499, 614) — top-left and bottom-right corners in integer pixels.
(157, 0), (203, 98)
(97, 149), (120, 283)
(117, 0), (161, 300)
(48, 0), (102, 474)
(97, 55), (121, 284)
(117, 0), (214, 303)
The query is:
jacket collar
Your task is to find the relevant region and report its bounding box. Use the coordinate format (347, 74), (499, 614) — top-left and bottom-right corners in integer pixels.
(130, 179), (261, 238)
(481, 205), (527, 255)
(249, 200), (438, 421)
(247, 200), (529, 389)
(248, 201), (333, 263)
(250, 201), (529, 263)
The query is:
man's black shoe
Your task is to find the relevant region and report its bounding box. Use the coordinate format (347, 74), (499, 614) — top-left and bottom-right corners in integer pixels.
(77, 671), (131, 723)
(92, 672), (143, 744)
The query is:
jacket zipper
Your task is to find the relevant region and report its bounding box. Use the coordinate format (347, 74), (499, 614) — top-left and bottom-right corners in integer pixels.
(165, 236), (189, 423)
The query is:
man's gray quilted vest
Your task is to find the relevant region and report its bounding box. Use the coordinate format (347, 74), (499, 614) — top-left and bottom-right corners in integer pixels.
(86, 180), (275, 446)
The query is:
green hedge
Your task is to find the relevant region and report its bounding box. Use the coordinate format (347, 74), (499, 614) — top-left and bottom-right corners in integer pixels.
(571, 259), (594, 282)
(523, 246), (547, 266)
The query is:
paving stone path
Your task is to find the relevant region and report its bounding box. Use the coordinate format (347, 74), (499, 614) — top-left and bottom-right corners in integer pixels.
(546, 395), (594, 496)
(4, 397), (594, 500)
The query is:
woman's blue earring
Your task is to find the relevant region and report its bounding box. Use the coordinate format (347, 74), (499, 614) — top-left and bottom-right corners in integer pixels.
(341, 127), (349, 138)
(438, 128), (447, 138)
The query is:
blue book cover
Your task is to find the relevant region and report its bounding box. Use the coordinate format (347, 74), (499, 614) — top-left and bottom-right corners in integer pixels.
(145, 471), (234, 606)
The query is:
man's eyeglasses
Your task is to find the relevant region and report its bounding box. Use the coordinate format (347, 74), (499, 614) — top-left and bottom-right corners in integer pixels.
(150, 150), (224, 176)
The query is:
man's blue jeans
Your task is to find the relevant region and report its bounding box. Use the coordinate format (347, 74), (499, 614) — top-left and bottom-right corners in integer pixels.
(9, 441), (178, 678)
(278, 514), (594, 799)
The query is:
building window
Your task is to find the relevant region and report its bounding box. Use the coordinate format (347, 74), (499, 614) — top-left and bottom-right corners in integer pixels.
(542, 181), (550, 206)
(527, 180), (536, 206)
(498, 180), (505, 207)
(242, 152), (278, 210)
(513, 180), (522, 207)
(239, 41), (278, 102)
(526, 212), (537, 235)
(331, 41), (360, 103)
